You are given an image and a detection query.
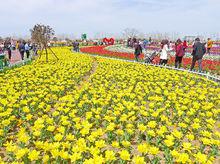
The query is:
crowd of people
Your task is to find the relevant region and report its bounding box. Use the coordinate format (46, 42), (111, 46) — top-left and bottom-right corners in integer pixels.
(132, 37), (212, 72)
(0, 40), (37, 62)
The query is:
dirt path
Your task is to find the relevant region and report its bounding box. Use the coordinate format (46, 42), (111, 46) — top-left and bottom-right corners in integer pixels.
(77, 57), (98, 90)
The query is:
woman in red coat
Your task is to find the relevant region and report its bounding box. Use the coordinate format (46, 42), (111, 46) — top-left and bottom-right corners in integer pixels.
(175, 39), (185, 68)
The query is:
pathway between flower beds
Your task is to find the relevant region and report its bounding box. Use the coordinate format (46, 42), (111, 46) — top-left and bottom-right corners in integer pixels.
(77, 58), (98, 90)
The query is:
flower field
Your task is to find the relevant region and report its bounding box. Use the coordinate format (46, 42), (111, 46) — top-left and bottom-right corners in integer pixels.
(0, 47), (220, 163)
(80, 46), (220, 75)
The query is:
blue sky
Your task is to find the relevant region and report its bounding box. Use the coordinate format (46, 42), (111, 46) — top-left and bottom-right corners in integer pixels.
(0, 0), (219, 38)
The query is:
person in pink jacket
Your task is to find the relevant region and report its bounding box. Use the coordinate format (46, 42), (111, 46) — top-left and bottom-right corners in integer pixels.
(175, 39), (185, 68)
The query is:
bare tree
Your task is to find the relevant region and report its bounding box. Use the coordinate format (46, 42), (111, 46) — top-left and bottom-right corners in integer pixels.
(122, 28), (140, 39)
(30, 24), (58, 62)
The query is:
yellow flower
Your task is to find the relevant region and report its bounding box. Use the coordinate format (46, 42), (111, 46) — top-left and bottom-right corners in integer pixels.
(176, 153), (190, 163)
(200, 137), (212, 146)
(178, 122), (187, 128)
(112, 141), (120, 148)
(43, 154), (49, 163)
(66, 134), (75, 141)
(172, 130), (183, 139)
(186, 134), (195, 141)
(33, 130), (41, 137)
(89, 146), (100, 156)
(164, 139), (174, 147)
(57, 126), (65, 134)
(18, 133), (30, 143)
(132, 155), (146, 164)
(52, 111), (60, 117)
(147, 121), (157, 128)
(15, 148), (28, 160)
(0, 129), (3, 136)
(54, 133), (63, 141)
(93, 155), (105, 164)
(121, 141), (131, 148)
(194, 152), (207, 163)
(106, 123), (116, 131)
(4, 141), (17, 153)
(26, 114), (33, 120)
(127, 128), (134, 135)
(70, 152), (82, 162)
(116, 129), (124, 136)
(83, 158), (94, 164)
(47, 125), (55, 132)
(51, 149), (60, 158)
(191, 122), (201, 129)
(105, 150), (116, 161)
(28, 150), (40, 161)
(149, 146), (159, 155)
(119, 150), (130, 161)
(137, 143), (149, 154)
(182, 142), (193, 151)
(171, 150), (179, 157)
(95, 140), (106, 148)
(147, 130), (156, 137)
(2, 119), (11, 126)
(138, 124), (147, 132)
(22, 106), (30, 113)
(60, 150), (69, 159)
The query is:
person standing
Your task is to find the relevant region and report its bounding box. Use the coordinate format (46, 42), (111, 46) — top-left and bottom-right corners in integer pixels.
(127, 38), (131, 47)
(16, 41), (19, 50)
(134, 41), (142, 62)
(149, 37), (152, 45)
(175, 39), (185, 68)
(72, 41), (76, 52)
(76, 40), (80, 52)
(190, 38), (206, 72)
(18, 41), (25, 60)
(159, 39), (169, 65)
(73, 41), (78, 52)
(207, 38), (213, 55)
(6, 42), (12, 60)
(25, 42), (31, 59)
(143, 39), (148, 49)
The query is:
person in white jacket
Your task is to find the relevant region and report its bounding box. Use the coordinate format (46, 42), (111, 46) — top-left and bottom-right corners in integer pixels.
(160, 39), (170, 65)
